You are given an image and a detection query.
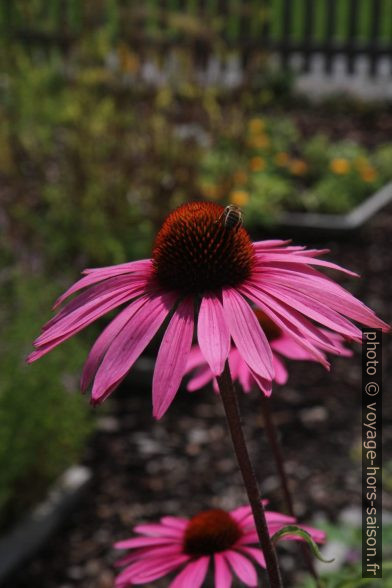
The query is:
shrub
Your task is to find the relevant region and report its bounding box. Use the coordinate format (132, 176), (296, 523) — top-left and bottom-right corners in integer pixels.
(0, 272), (92, 530)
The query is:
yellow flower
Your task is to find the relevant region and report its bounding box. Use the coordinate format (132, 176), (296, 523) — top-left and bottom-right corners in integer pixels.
(248, 118), (265, 134)
(275, 152), (290, 167)
(249, 156), (266, 172)
(360, 166), (378, 183)
(249, 134), (270, 149)
(117, 44), (140, 74)
(230, 190), (250, 207)
(233, 169), (248, 185)
(330, 158), (350, 175)
(290, 159), (308, 176)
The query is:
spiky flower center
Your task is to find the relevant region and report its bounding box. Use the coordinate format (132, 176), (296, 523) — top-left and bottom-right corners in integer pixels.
(254, 309), (282, 341)
(152, 202), (254, 295)
(183, 509), (242, 556)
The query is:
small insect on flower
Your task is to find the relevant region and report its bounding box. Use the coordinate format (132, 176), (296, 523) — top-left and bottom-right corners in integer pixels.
(218, 205), (244, 231)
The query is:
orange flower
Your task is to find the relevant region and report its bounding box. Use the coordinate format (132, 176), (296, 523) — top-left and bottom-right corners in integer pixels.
(290, 159), (308, 176)
(360, 166), (378, 183)
(330, 158), (350, 175)
(248, 118), (265, 134)
(275, 152), (290, 167)
(233, 170), (248, 185)
(249, 156), (266, 172)
(230, 190), (250, 207)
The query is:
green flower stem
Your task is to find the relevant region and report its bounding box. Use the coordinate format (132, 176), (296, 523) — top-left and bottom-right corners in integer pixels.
(217, 362), (283, 588)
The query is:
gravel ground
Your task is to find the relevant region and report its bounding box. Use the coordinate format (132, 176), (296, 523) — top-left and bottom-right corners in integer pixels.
(5, 207), (392, 588)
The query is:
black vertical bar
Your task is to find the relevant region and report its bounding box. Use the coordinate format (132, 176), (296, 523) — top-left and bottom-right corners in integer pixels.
(325, 0), (336, 74)
(369, 0), (381, 76)
(303, 0), (314, 72)
(347, 0), (359, 74)
(281, 0), (292, 69)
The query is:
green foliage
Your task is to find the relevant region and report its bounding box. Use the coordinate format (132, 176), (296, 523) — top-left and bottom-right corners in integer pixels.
(298, 521), (392, 588)
(0, 272), (92, 530)
(199, 114), (391, 223)
(0, 44), (203, 271)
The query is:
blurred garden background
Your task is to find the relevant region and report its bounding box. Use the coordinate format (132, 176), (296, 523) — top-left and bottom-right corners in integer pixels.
(0, 0), (391, 586)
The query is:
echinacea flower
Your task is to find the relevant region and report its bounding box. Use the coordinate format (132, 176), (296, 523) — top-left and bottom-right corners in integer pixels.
(28, 202), (389, 418)
(185, 309), (353, 396)
(114, 505), (325, 587)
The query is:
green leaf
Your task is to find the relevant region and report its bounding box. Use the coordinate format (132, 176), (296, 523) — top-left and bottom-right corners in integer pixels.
(272, 525), (334, 564)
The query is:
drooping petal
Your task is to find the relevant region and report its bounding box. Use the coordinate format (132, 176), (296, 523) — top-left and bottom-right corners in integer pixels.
(260, 283), (362, 340)
(187, 365), (214, 392)
(92, 292), (176, 403)
(153, 298), (194, 419)
(238, 546), (266, 569)
(117, 554), (188, 586)
(214, 553), (233, 588)
(160, 516), (188, 530)
(255, 253), (359, 277)
(222, 288), (274, 379)
(243, 283), (341, 354)
(114, 536), (178, 550)
(224, 550), (258, 586)
(197, 294), (230, 376)
(272, 354), (288, 385)
(254, 265), (390, 332)
(133, 523), (184, 538)
(239, 283), (331, 368)
(54, 259), (153, 307)
(169, 557), (210, 588)
(81, 300), (148, 392)
(83, 258), (152, 276)
(249, 370), (273, 397)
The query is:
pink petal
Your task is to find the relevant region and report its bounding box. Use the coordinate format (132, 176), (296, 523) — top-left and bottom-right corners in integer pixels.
(222, 288), (274, 379)
(239, 283), (331, 367)
(272, 354), (288, 385)
(169, 557), (209, 588)
(255, 253), (359, 277)
(92, 292), (176, 403)
(238, 546), (266, 568)
(118, 554), (188, 584)
(186, 346), (206, 371)
(83, 258), (152, 275)
(160, 516), (188, 530)
(133, 523), (184, 538)
(54, 260), (153, 307)
(253, 239), (292, 249)
(197, 294), (230, 376)
(244, 283), (341, 354)
(81, 300), (147, 392)
(153, 298), (194, 419)
(214, 553), (233, 588)
(237, 359), (253, 393)
(224, 550), (258, 586)
(249, 370), (272, 397)
(271, 334), (320, 361)
(115, 536), (178, 550)
(261, 283), (362, 340)
(187, 365), (214, 392)
(256, 267), (390, 332)
(35, 277), (146, 345)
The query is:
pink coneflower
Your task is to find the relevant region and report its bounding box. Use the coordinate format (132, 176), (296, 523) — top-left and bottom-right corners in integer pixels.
(186, 309), (353, 395)
(28, 202), (389, 418)
(114, 506), (325, 587)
